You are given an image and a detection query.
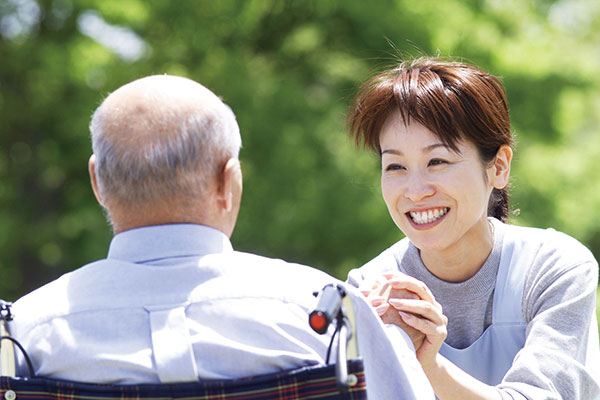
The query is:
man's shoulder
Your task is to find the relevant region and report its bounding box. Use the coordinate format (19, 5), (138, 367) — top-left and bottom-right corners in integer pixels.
(213, 250), (340, 298)
(227, 250), (332, 277)
(11, 259), (109, 330)
(362, 239), (409, 269)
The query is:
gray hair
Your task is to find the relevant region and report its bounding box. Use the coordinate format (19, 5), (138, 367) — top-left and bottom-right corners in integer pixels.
(90, 98), (241, 207)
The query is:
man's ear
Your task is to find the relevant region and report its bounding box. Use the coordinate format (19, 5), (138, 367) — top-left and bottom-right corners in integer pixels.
(489, 145), (512, 189)
(88, 154), (105, 207)
(217, 158), (241, 212)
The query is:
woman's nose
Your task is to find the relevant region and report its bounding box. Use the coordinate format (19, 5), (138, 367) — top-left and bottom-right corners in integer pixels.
(403, 172), (434, 202)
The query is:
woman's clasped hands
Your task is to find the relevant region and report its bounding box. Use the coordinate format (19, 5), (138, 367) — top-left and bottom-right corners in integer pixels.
(360, 273), (448, 368)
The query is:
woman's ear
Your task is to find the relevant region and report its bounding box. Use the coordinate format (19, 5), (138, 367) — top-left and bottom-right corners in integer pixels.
(489, 145), (512, 189)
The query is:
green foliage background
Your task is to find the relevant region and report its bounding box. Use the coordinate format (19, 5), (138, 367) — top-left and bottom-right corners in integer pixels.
(1, 0), (599, 307)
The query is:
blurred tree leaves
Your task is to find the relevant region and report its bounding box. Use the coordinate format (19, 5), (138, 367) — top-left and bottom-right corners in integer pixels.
(1, 0), (599, 299)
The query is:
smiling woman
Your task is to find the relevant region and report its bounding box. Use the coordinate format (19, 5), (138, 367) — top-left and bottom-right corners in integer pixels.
(346, 56), (600, 400)
(378, 117), (511, 278)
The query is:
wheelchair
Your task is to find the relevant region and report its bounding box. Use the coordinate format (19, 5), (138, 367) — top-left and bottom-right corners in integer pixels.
(0, 284), (366, 400)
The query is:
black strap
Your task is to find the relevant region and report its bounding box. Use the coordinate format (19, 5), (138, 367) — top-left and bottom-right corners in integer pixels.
(1, 299), (36, 378)
(0, 336), (36, 378)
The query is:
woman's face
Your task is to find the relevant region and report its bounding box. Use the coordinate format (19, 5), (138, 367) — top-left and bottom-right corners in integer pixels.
(379, 112), (496, 255)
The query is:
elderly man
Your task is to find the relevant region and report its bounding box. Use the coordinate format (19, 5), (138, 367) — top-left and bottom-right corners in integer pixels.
(9, 75), (433, 398)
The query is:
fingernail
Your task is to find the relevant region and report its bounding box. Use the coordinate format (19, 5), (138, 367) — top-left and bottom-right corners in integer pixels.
(370, 296), (386, 307)
(388, 299), (406, 309)
(398, 311), (413, 320)
(376, 304), (389, 316)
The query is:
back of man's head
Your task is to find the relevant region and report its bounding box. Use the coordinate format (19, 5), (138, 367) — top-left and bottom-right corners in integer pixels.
(88, 75), (242, 233)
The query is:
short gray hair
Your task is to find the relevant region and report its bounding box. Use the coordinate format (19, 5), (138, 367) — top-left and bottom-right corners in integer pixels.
(90, 98), (241, 207)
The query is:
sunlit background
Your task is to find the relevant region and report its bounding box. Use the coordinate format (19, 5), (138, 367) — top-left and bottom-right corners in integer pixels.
(1, 1), (599, 328)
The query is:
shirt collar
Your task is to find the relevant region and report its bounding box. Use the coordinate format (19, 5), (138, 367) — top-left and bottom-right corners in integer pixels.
(107, 223), (233, 263)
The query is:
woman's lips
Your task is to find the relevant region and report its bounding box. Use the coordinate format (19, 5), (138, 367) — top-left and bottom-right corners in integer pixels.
(406, 207), (449, 227)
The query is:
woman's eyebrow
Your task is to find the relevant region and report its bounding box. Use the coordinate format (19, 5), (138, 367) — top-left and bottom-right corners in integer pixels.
(381, 149), (403, 156)
(423, 143), (449, 153)
(381, 143), (448, 156)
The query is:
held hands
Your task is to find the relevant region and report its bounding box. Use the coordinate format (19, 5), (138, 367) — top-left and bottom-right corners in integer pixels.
(360, 275), (425, 349)
(360, 273), (448, 367)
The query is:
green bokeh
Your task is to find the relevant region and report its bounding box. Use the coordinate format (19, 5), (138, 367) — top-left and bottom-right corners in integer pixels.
(0, 0), (599, 306)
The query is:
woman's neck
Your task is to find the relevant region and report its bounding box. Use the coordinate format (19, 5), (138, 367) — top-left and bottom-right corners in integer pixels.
(419, 219), (495, 283)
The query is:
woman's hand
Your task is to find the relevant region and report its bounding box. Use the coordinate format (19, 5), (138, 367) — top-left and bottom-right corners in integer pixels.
(385, 274), (448, 368)
(359, 274), (426, 350)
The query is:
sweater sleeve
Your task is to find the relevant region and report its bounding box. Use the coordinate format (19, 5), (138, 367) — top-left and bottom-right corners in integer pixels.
(497, 233), (600, 399)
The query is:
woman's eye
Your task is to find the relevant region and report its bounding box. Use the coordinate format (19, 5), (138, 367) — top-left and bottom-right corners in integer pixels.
(384, 163), (404, 172)
(428, 158), (448, 167)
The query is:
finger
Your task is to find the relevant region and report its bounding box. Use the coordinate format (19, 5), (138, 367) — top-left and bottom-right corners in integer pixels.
(362, 284), (389, 300)
(358, 282), (378, 296)
(361, 281), (391, 300)
(398, 311), (447, 341)
(374, 280), (391, 298)
(358, 275), (389, 295)
(387, 275), (437, 304)
(364, 294), (390, 316)
(367, 296), (387, 307)
(389, 297), (443, 316)
(388, 299), (445, 326)
(374, 275), (390, 288)
(382, 272), (403, 280)
(388, 287), (420, 301)
(375, 303), (389, 316)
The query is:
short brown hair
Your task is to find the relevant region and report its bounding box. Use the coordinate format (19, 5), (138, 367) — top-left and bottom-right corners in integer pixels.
(347, 56), (514, 221)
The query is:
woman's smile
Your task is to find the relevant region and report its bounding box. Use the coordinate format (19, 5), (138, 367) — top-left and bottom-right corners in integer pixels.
(407, 207), (450, 226)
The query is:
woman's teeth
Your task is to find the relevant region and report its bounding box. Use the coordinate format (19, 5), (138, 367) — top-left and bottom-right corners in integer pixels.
(409, 208), (448, 225)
